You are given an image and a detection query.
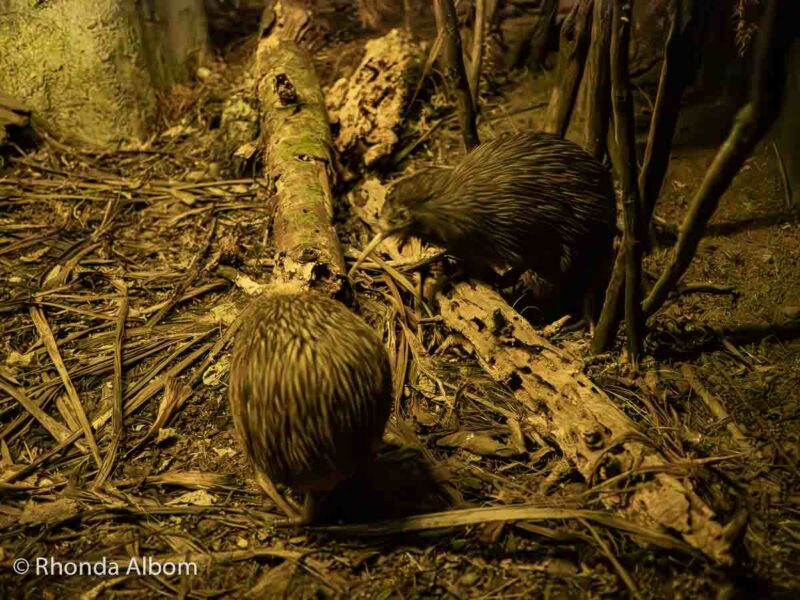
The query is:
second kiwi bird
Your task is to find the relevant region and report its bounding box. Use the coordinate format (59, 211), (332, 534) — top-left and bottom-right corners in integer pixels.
(350, 131), (617, 326)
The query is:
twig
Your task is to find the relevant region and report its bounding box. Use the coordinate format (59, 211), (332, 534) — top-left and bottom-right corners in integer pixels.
(582, 519), (644, 600)
(681, 364), (758, 454)
(639, 0), (709, 232)
(518, 0), (558, 71)
(772, 141), (793, 209)
(592, 244), (625, 355)
(675, 282), (736, 296)
(468, 0), (487, 107)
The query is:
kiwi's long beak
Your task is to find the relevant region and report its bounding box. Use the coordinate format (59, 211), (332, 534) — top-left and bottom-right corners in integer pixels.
(348, 230), (390, 279)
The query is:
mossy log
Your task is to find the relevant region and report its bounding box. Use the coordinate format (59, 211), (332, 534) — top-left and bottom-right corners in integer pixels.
(255, 35), (345, 294)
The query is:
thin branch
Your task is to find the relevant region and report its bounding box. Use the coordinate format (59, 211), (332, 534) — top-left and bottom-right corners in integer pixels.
(583, 0), (612, 159)
(609, 0), (644, 361)
(643, 0), (795, 318)
(544, 0), (594, 137)
(639, 0), (709, 230)
(434, 0), (479, 150)
(468, 0), (487, 107)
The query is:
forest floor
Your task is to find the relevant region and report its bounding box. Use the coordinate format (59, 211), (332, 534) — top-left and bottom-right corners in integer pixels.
(1, 19), (799, 600)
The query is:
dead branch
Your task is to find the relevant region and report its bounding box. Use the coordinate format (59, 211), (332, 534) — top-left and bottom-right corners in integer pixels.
(639, 0), (709, 233)
(518, 0), (559, 71)
(583, 0), (612, 159)
(643, 0), (796, 318)
(438, 282), (731, 564)
(434, 0), (480, 150)
(681, 365), (758, 454)
(609, 0), (644, 360)
(592, 246), (625, 354)
(256, 34), (346, 292)
(468, 0), (487, 107)
(544, 0), (593, 137)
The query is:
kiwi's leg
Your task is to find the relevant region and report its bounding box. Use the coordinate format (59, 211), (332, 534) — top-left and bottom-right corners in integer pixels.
(301, 491), (335, 525)
(255, 471), (302, 522)
(423, 261), (458, 303)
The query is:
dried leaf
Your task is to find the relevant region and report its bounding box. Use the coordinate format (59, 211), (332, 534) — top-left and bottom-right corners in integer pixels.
(18, 498), (79, 526)
(436, 431), (522, 458)
(166, 490), (217, 506)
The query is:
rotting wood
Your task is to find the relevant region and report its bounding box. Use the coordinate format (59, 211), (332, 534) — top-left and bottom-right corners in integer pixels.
(256, 33), (345, 293)
(326, 29), (427, 168)
(544, 0), (593, 137)
(438, 281), (731, 564)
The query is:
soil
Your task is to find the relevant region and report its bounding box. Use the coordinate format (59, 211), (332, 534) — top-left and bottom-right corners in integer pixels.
(1, 13), (799, 600)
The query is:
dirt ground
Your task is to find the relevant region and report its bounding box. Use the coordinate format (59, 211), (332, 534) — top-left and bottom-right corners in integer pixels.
(1, 18), (799, 600)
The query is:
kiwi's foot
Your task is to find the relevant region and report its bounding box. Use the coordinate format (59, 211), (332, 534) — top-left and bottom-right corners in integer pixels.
(423, 264), (459, 303)
(255, 472), (302, 521)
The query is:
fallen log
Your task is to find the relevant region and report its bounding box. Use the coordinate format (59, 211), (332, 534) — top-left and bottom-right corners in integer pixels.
(255, 29), (345, 293)
(438, 281), (732, 564)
